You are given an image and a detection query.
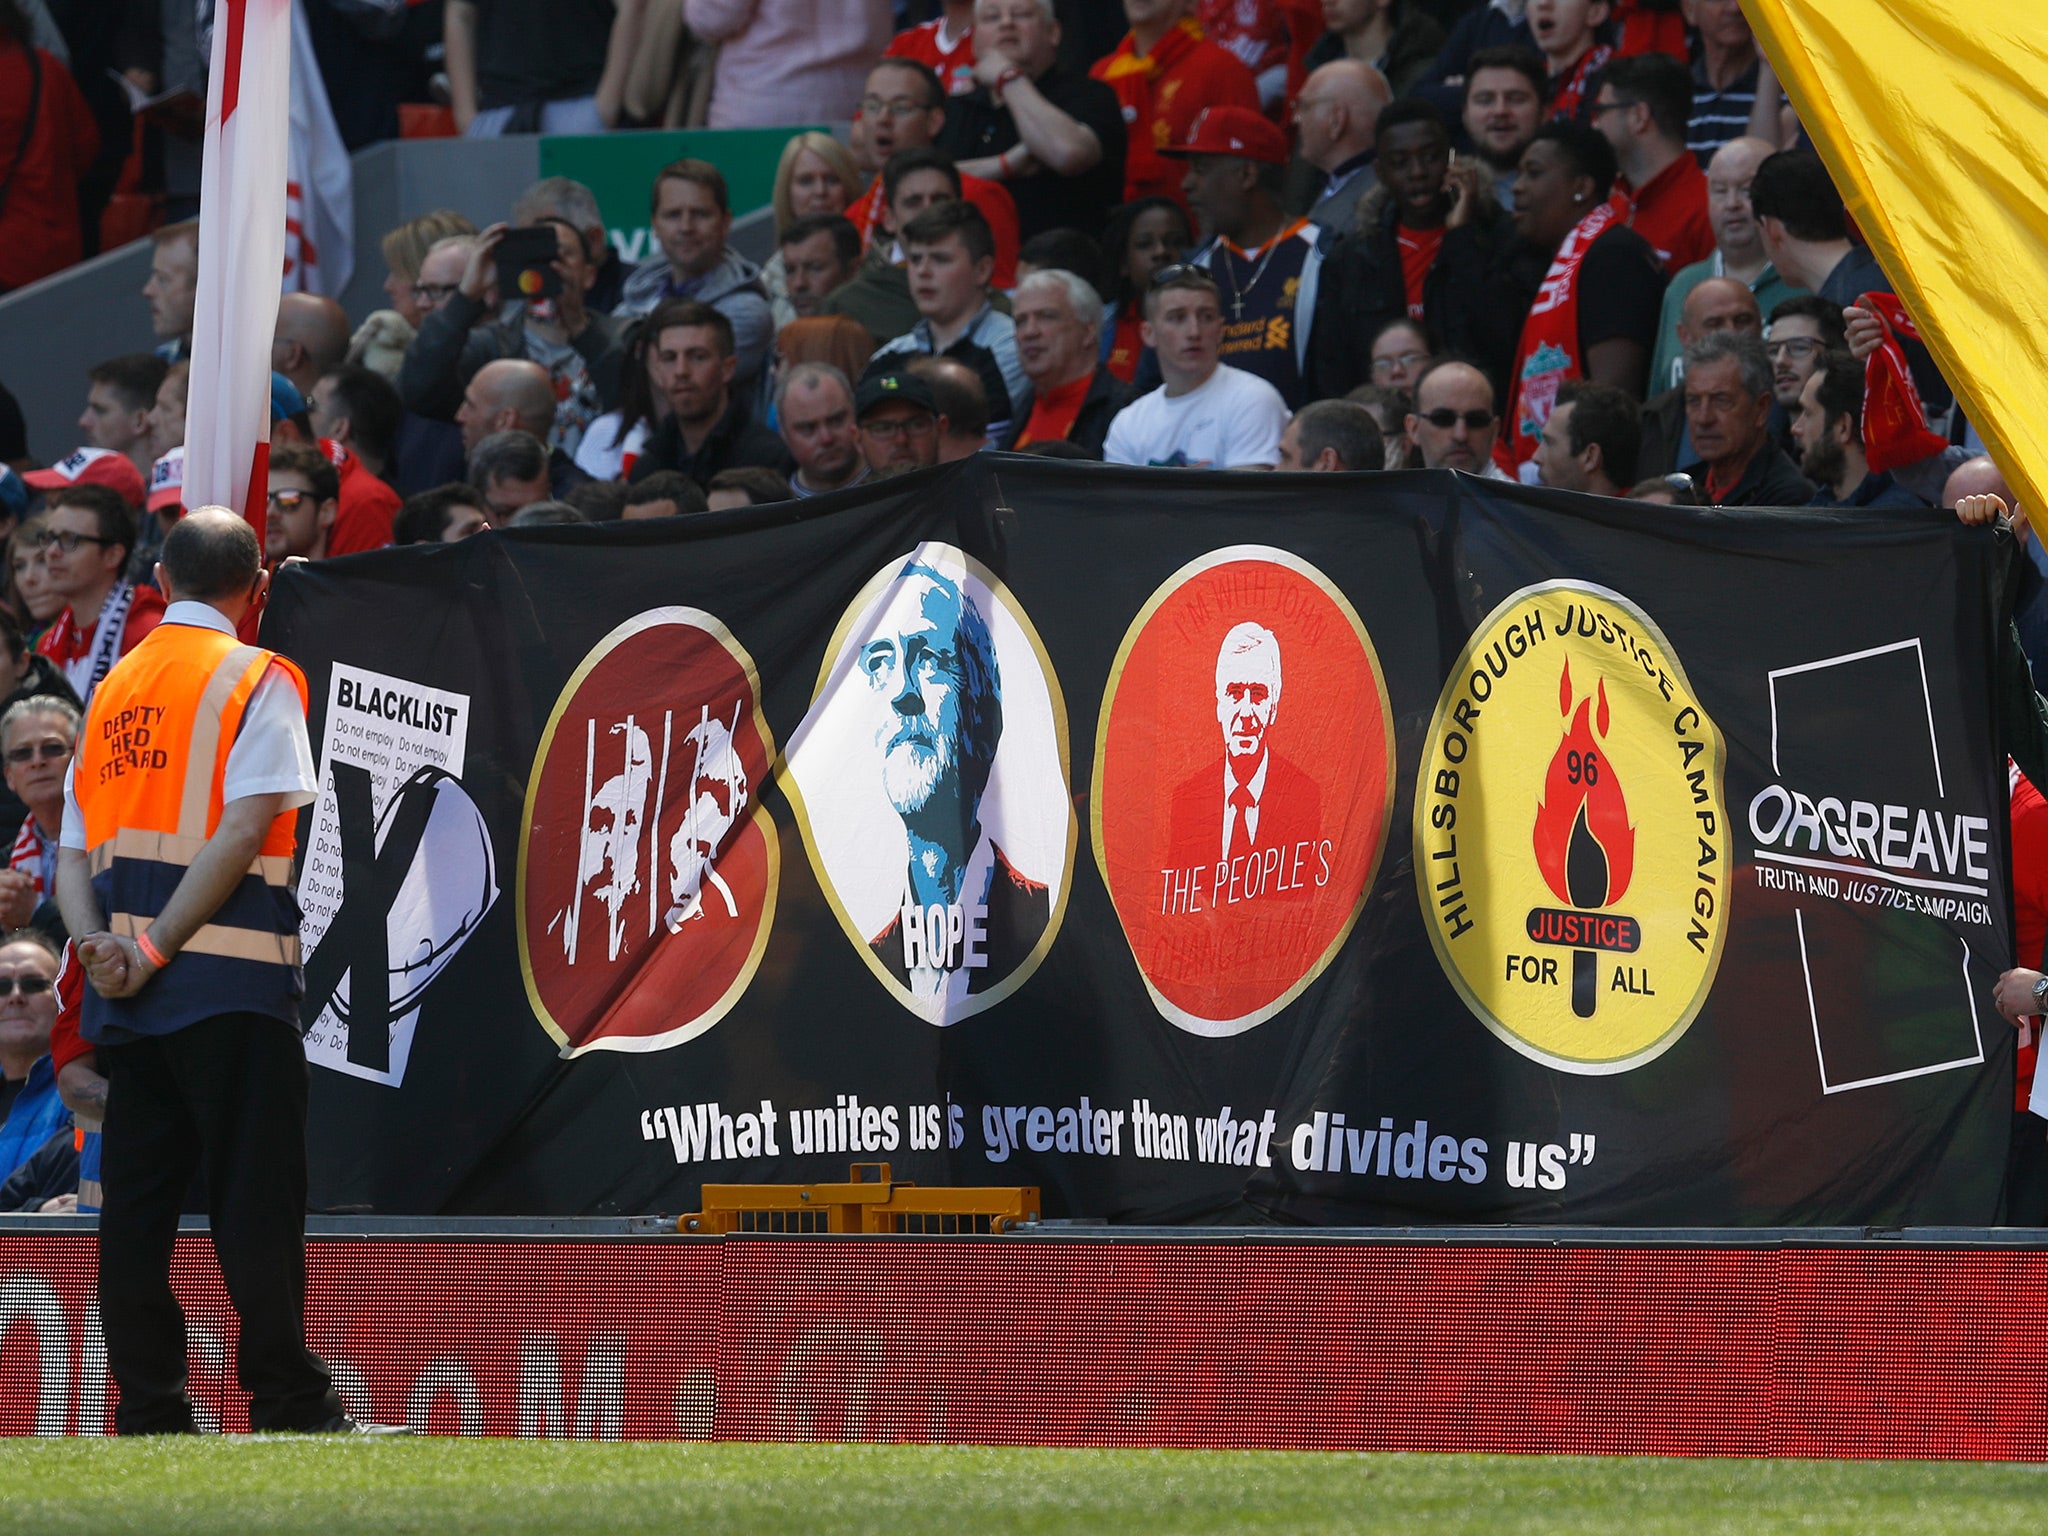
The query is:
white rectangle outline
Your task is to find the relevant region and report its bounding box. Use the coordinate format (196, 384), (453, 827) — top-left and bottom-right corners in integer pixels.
(1768, 636), (1944, 798)
(1798, 908), (1986, 1094)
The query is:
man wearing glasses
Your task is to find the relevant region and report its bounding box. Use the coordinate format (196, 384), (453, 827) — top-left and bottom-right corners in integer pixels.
(1763, 295), (1844, 423)
(29, 487), (163, 708)
(0, 698), (79, 933)
(261, 446), (341, 567)
(842, 61), (1020, 285)
(1406, 358), (1513, 478)
(856, 372), (948, 481)
(0, 933), (65, 1183)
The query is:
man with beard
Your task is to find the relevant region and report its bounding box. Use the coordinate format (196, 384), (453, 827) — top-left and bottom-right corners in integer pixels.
(1793, 350), (1923, 509)
(1462, 46), (1545, 213)
(856, 372), (949, 480)
(1763, 295), (1844, 424)
(862, 562), (1048, 1006)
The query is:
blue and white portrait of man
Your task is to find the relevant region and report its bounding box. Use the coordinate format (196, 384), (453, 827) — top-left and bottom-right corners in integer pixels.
(786, 544), (1072, 1025)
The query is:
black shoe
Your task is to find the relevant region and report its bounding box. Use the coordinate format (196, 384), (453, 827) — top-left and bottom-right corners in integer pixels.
(299, 1413), (413, 1436)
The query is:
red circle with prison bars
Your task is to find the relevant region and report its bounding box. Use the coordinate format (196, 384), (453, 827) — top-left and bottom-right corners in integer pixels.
(517, 607), (780, 1055)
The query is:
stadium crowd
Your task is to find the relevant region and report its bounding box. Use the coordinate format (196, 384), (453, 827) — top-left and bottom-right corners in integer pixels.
(0, 0), (2043, 1230)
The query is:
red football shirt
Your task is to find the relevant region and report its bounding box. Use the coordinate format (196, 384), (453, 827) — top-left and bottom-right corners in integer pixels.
(886, 15), (977, 98)
(1106, 305), (1145, 383)
(843, 172), (1021, 290)
(1015, 370), (1094, 448)
(1093, 21), (1261, 209)
(1625, 153), (1715, 275)
(2012, 762), (2048, 1110)
(322, 441), (401, 556)
(1395, 225), (1445, 320)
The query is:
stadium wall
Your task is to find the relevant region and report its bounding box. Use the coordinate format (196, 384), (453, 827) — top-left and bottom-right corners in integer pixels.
(0, 1224), (2044, 1455)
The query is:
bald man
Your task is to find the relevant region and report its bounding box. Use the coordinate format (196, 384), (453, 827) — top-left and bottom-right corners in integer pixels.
(397, 218), (626, 456)
(457, 359), (554, 453)
(1647, 136), (1807, 394)
(1949, 460), (2045, 681)
(457, 359), (591, 501)
(1407, 360), (1509, 478)
(1637, 276), (1761, 478)
(905, 355), (989, 462)
(1296, 59), (1392, 237)
(271, 295), (351, 401)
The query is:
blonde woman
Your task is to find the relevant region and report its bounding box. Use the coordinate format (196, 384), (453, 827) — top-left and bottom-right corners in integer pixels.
(764, 133), (863, 328)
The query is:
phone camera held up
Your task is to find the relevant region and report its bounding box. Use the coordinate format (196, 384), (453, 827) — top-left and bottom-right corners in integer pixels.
(496, 226), (563, 303)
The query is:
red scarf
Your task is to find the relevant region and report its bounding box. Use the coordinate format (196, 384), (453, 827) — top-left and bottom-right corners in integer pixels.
(1507, 193), (1630, 470)
(1550, 43), (1615, 121)
(1856, 290), (1949, 472)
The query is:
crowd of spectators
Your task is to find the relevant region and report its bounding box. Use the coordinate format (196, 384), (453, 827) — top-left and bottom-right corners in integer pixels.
(0, 0), (2036, 1217)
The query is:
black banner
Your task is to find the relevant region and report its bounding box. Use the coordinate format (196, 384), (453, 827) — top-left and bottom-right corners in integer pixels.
(267, 460), (2017, 1224)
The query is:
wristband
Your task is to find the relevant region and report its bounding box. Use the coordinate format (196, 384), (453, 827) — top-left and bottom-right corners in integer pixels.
(136, 930), (169, 970)
(994, 67), (1021, 104)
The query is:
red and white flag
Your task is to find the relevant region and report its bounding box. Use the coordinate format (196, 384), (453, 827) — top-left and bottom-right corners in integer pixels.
(184, 0), (294, 534)
(285, 0), (353, 298)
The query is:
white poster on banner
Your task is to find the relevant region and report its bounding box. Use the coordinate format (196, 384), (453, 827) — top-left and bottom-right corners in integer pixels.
(299, 663), (496, 1087)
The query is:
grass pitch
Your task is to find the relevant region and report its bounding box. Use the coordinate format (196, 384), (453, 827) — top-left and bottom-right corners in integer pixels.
(0, 1441), (2040, 1534)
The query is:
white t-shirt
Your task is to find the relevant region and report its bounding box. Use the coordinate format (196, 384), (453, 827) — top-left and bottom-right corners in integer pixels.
(1102, 365), (1289, 470)
(61, 603), (318, 851)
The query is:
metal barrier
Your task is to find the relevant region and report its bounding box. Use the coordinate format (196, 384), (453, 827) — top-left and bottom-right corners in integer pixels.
(679, 1162), (1040, 1235)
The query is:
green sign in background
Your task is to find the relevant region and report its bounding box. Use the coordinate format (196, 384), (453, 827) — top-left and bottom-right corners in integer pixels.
(539, 127), (827, 262)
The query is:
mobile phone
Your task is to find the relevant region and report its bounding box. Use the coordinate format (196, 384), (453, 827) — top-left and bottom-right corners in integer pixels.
(495, 226), (564, 301)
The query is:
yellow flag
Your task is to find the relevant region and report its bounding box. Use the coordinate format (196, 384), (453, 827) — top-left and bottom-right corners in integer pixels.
(1744, 0), (2048, 516)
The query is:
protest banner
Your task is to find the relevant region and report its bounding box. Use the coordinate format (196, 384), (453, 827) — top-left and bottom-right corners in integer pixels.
(268, 461), (2016, 1224)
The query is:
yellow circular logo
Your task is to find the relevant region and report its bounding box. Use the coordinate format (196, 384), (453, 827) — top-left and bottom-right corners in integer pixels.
(1414, 581), (1730, 1073)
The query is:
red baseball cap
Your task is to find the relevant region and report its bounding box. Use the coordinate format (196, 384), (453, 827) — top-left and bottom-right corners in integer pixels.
(1162, 106), (1290, 165)
(24, 446), (146, 510)
(146, 445), (185, 514)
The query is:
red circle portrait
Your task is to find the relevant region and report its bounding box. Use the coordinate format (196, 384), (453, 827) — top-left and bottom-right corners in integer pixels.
(1091, 548), (1394, 1035)
(519, 608), (779, 1055)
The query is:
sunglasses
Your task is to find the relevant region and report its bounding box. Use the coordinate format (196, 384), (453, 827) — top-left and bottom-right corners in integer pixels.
(1417, 408), (1496, 431)
(1147, 262), (1210, 290)
(3, 741), (69, 766)
(267, 488), (318, 513)
(0, 976), (52, 998)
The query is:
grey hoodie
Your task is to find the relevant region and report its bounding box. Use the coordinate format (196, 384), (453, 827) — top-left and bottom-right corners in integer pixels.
(615, 246), (775, 386)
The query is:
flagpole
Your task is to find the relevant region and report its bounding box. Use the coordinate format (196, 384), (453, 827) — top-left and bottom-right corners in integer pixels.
(183, 0), (295, 549)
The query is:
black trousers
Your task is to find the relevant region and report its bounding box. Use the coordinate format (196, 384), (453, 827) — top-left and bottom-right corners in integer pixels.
(2010, 1111), (2048, 1227)
(98, 1012), (340, 1434)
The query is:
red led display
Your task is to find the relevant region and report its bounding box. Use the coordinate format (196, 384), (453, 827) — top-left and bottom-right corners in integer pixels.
(0, 1233), (2041, 1456)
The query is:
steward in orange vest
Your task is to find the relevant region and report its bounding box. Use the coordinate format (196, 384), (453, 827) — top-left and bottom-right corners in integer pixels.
(69, 608), (306, 1040)
(55, 509), (361, 1437)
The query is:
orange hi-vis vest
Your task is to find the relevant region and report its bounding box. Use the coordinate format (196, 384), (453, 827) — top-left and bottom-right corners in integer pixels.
(73, 620), (309, 1041)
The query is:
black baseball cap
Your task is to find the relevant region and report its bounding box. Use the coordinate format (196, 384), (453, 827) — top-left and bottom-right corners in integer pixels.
(854, 370), (938, 421)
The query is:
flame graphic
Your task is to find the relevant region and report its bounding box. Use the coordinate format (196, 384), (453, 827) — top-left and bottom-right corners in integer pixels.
(1533, 659), (1635, 907)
